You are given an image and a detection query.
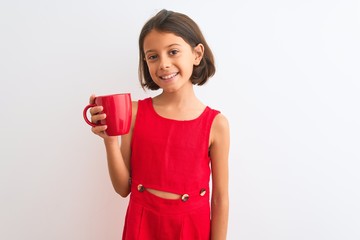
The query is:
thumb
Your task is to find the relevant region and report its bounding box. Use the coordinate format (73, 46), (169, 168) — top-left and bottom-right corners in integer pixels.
(89, 94), (96, 104)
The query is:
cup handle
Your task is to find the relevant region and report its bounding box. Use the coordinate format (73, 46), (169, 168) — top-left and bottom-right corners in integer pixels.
(83, 104), (97, 127)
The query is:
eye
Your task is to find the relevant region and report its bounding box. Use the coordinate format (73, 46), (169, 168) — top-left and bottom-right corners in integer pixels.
(169, 49), (179, 56)
(146, 54), (158, 61)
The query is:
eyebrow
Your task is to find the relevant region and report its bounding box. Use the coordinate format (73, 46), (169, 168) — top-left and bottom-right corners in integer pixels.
(145, 43), (182, 55)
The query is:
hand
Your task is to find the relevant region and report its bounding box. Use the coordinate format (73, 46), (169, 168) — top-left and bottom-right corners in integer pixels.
(88, 94), (110, 139)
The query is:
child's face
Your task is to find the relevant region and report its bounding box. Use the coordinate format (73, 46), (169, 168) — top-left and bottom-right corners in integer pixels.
(143, 30), (203, 93)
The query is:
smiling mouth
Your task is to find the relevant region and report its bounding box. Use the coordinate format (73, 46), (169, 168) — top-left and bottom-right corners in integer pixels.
(159, 72), (178, 80)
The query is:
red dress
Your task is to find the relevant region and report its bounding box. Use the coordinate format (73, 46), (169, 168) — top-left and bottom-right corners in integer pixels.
(122, 98), (220, 240)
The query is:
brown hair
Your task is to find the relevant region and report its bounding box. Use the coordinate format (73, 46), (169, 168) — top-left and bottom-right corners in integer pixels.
(138, 9), (216, 90)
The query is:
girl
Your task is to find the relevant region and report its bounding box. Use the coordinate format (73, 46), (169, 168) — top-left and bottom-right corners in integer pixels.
(89, 9), (230, 240)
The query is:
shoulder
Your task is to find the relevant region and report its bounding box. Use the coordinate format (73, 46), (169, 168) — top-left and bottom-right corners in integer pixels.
(132, 100), (138, 112)
(130, 97), (154, 124)
(135, 97), (152, 108)
(131, 101), (138, 120)
(212, 113), (230, 134)
(131, 97), (151, 114)
(209, 113), (230, 145)
(122, 101), (138, 141)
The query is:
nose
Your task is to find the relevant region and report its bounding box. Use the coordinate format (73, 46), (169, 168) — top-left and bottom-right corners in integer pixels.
(159, 56), (171, 69)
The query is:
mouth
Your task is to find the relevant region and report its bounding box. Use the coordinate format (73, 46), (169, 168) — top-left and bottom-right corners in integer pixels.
(159, 72), (178, 80)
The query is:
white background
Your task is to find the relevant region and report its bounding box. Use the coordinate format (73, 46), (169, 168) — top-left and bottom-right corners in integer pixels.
(1, 0), (359, 239)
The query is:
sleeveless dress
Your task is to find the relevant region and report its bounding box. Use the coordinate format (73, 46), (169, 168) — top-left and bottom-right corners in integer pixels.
(122, 97), (220, 240)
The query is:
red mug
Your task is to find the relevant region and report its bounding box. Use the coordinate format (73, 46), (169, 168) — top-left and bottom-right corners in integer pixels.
(83, 93), (132, 136)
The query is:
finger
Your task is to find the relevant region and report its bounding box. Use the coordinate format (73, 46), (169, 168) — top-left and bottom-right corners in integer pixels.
(89, 106), (103, 115)
(89, 94), (96, 104)
(98, 131), (109, 139)
(91, 113), (106, 123)
(91, 125), (108, 135)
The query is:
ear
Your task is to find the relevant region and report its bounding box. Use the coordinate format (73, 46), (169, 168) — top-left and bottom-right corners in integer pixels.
(193, 43), (204, 66)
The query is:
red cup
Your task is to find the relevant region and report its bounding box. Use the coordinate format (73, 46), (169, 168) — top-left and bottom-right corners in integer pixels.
(83, 93), (132, 136)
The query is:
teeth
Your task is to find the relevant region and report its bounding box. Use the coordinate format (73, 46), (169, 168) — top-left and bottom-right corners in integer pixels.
(161, 73), (177, 80)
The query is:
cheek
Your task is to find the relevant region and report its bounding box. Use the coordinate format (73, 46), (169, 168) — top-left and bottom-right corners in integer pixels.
(147, 62), (156, 72)
(147, 65), (158, 79)
(148, 67), (157, 78)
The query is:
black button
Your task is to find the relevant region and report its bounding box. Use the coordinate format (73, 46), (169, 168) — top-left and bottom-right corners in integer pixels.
(199, 188), (206, 196)
(181, 194), (189, 202)
(137, 184), (145, 192)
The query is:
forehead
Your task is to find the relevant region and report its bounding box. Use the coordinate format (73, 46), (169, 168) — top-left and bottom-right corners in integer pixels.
(143, 30), (189, 51)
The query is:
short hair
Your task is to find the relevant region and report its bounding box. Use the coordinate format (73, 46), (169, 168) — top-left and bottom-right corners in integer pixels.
(138, 9), (216, 90)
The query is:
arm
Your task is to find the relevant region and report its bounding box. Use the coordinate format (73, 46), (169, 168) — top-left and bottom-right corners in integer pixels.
(209, 113), (230, 240)
(103, 136), (131, 197)
(90, 95), (138, 197)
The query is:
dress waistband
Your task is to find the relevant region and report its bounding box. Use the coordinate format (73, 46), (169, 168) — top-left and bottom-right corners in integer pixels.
(130, 180), (210, 214)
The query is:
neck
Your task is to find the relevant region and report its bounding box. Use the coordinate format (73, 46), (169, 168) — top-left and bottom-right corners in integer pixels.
(154, 85), (202, 109)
